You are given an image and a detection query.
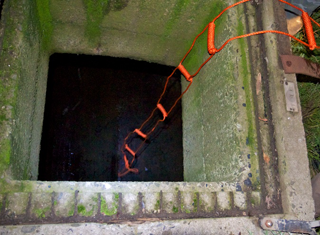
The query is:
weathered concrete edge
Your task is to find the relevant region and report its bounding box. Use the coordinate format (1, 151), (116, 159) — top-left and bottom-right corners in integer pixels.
(262, 0), (315, 220)
(1, 180), (239, 193)
(0, 217), (267, 234)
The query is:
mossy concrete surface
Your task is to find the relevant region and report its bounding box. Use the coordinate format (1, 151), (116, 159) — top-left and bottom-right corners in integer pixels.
(0, 0), (244, 180)
(0, 0), (49, 180)
(182, 0), (258, 185)
(0, 181), (262, 226)
(0, 0), (259, 184)
(50, 0), (230, 66)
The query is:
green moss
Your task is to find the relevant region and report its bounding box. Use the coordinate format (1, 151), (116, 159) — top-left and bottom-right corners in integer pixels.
(110, 0), (129, 11)
(34, 207), (50, 218)
(35, 0), (53, 50)
(77, 204), (95, 216)
(154, 199), (160, 211)
(182, 1), (225, 77)
(68, 208), (75, 217)
(77, 205), (85, 214)
(83, 0), (109, 45)
(100, 196), (118, 216)
(172, 205), (178, 213)
(92, 196), (98, 203)
(0, 179), (36, 194)
(114, 193), (119, 201)
(54, 200), (57, 206)
(0, 138), (11, 175)
(163, 0), (191, 38)
(193, 193), (198, 212)
(237, 18), (254, 149)
(236, 10), (259, 184)
(183, 32), (207, 75)
(250, 198), (255, 205)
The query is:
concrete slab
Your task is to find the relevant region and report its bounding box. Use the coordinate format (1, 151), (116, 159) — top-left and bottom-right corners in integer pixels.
(54, 192), (75, 217)
(30, 193), (52, 219)
(6, 193), (29, 217)
(0, 218), (268, 234)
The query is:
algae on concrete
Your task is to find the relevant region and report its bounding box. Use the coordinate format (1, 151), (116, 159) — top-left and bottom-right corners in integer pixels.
(0, 0), (51, 180)
(100, 193), (118, 216)
(182, 0), (259, 185)
(34, 207), (50, 218)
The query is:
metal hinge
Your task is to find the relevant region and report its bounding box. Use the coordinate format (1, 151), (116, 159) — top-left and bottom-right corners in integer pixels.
(259, 217), (320, 235)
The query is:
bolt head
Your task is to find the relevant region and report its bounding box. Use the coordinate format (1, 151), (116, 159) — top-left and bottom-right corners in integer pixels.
(265, 220), (273, 228)
(286, 61), (292, 67)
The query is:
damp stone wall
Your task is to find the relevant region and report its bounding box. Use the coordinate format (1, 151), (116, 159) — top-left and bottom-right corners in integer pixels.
(0, 0), (255, 182)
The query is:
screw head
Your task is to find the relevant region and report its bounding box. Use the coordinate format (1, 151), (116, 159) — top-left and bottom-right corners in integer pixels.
(265, 220), (273, 228)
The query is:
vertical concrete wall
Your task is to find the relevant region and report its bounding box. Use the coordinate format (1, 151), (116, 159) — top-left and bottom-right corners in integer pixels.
(50, 0), (229, 66)
(182, 1), (258, 183)
(0, 0), (49, 180)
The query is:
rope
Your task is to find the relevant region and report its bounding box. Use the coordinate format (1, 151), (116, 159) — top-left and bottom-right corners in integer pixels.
(118, 0), (320, 177)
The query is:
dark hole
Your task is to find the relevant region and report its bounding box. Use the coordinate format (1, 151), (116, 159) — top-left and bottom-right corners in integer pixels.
(38, 53), (183, 182)
(0, 0), (5, 20)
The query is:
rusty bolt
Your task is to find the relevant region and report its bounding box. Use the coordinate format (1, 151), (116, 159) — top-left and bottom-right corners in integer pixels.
(265, 220), (273, 228)
(286, 61), (292, 67)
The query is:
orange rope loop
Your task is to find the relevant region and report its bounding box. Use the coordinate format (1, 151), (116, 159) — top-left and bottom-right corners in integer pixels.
(135, 128), (147, 139)
(117, 0), (320, 177)
(207, 22), (217, 55)
(302, 11), (317, 50)
(125, 144), (135, 157)
(178, 63), (192, 82)
(157, 103), (168, 120)
(118, 155), (139, 177)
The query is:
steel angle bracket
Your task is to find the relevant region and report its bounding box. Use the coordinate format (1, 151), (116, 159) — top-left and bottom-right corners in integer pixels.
(259, 217), (320, 235)
(280, 54), (320, 79)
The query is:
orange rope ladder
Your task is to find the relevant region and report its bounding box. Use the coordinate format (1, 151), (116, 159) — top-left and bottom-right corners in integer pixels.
(118, 0), (320, 177)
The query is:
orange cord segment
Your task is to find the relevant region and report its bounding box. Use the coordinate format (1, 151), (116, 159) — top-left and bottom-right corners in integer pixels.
(135, 128), (147, 139)
(178, 63), (192, 82)
(125, 144), (135, 157)
(119, 155), (139, 176)
(302, 11), (317, 50)
(157, 103), (168, 120)
(207, 22), (217, 55)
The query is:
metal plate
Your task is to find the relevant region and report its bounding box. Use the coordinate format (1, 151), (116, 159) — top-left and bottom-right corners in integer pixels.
(260, 217), (317, 235)
(284, 81), (299, 112)
(281, 54), (320, 79)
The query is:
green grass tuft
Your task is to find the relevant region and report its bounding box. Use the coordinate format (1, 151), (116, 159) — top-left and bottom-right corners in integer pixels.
(292, 6), (320, 177)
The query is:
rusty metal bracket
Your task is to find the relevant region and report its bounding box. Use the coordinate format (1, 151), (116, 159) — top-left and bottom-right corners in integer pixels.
(280, 55), (320, 79)
(259, 217), (320, 235)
